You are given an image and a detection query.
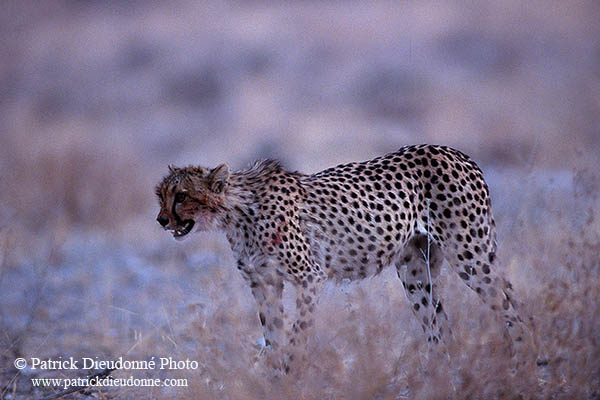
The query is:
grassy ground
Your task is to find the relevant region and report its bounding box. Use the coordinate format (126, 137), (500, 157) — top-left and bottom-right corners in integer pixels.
(1, 167), (598, 399)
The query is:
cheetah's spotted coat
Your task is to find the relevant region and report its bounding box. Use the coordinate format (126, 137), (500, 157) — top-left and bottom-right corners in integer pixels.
(156, 144), (532, 372)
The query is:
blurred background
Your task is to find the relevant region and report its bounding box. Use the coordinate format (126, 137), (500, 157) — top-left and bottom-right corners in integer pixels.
(1, 1), (599, 399)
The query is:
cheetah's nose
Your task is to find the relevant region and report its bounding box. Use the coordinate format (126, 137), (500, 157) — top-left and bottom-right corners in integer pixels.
(157, 216), (169, 227)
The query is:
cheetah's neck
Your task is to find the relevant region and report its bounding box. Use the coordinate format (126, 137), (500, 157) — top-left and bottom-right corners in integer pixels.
(218, 160), (288, 256)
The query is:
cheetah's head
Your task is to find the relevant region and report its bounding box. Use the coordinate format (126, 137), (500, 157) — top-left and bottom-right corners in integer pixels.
(155, 164), (230, 240)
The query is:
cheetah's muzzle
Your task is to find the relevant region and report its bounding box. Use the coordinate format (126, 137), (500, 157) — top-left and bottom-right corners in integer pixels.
(172, 220), (195, 239)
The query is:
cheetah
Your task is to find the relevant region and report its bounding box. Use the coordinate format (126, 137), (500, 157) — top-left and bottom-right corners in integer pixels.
(155, 144), (533, 372)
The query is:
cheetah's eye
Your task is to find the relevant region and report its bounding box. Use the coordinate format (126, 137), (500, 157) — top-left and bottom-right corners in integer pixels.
(174, 192), (187, 204)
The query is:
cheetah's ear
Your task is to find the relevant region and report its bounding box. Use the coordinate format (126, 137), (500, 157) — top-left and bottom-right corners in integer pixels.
(168, 164), (178, 174)
(209, 164), (230, 193)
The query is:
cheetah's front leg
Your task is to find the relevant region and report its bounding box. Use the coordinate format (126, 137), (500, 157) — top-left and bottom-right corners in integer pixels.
(247, 273), (287, 368)
(285, 273), (326, 373)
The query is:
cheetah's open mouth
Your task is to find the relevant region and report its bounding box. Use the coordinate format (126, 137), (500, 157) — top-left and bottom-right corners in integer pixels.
(172, 220), (195, 239)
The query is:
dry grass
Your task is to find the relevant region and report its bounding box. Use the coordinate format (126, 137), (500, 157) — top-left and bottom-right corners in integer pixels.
(2, 169), (597, 399)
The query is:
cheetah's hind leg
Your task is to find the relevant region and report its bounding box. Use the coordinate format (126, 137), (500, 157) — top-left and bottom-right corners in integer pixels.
(396, 233), (451, 352)
(442, 228), (536, 372)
